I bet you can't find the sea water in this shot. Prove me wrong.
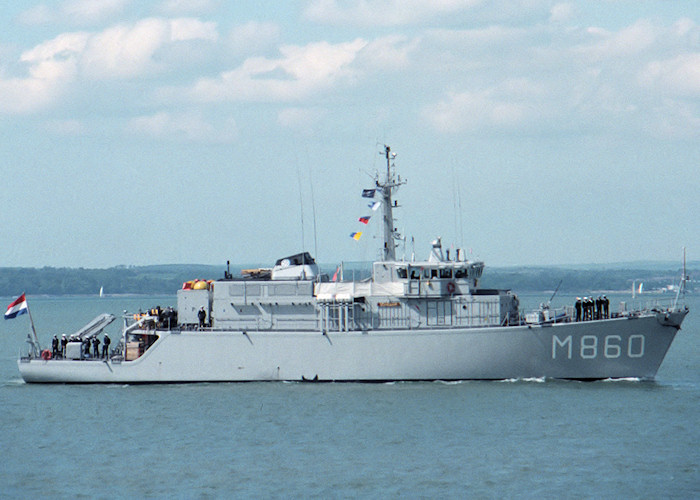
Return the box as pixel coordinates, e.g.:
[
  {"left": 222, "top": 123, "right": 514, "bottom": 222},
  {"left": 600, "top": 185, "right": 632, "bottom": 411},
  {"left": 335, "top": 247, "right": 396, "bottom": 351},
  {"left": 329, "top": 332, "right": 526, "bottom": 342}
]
[{"left": 1, "top": 293, "right": 698, "bottom": 498}]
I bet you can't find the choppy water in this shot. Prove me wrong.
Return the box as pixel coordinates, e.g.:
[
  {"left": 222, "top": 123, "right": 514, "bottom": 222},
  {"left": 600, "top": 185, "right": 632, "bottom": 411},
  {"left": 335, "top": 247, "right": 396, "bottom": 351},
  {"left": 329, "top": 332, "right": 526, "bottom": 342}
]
[{"left": 1, "top": 293, "right": 698, "bottom": 498}]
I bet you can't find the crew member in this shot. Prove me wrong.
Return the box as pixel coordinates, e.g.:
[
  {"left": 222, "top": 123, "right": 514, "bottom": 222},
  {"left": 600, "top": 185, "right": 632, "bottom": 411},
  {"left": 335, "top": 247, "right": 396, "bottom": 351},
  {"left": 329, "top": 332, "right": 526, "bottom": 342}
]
[
  {"left": 61, "top": 334, "right": 67, "bottom": 358},
  {"left": 198, "top": 307, "right": 206, "bottom": 328},
  {"left": 575, "top": 298, "right": 582, "bottom": 322},
  {"left": 52, "top": 335, "right": 59, "bottom": 357},
  {"left": 164, "top": 307, "right": 173, "bottom": 329},
  {"left": 92, "top": 335, "right": 100, "bottom": 358},
  {"left": 603, "top": 295, "right": 609, "bottom": 318},
  {"left": 102, "top": 334, "right": 111, "bottom": 359}
]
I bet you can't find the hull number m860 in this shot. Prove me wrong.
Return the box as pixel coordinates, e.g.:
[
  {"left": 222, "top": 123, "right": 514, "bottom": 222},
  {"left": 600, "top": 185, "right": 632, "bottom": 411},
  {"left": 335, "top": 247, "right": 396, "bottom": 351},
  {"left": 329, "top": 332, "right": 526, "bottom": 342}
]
[{"left": 552, "top": 335, "right": 645, "bottom": 360}]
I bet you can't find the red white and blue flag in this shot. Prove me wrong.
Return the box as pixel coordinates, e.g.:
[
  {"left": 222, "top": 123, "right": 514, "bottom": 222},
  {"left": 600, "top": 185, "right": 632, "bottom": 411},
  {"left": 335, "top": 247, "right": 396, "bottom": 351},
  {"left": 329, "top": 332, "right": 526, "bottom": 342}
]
[{"left": 5, "top": 293, "right": 28, "bottom": 320}]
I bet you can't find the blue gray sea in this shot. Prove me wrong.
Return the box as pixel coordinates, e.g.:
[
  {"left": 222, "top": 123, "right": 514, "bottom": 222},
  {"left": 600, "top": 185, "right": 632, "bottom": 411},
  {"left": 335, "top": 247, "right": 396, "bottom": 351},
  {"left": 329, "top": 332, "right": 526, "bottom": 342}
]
[{"left": 1, "top": 292, "right": 698, "bottom": 498}]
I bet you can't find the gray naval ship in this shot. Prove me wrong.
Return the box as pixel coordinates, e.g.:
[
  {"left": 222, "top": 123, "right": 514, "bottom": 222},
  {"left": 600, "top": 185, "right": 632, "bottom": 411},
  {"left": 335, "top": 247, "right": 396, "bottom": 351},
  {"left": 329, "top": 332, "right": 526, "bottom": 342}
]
[{"left": 19, "top": 146, "right": 689, "bottom": 383}]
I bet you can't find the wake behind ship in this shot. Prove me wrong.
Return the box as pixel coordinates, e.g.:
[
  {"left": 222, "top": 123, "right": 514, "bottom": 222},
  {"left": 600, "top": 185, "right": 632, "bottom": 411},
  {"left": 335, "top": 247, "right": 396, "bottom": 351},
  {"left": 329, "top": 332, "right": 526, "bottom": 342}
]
[{"left": 18, "top": 146, "right": 689, "bottom": 383}]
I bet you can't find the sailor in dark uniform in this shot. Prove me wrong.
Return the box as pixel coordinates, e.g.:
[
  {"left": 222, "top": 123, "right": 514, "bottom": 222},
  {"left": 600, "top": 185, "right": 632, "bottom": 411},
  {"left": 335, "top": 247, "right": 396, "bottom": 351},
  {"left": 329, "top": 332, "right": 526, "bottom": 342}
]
[
  {"left": 603, "top": 295, "right": 609, "bottom": 318},
  {"left": 52, "top": 335, "right": 59, "bottom": 357},
  {"left": 61, "top": 334, "right": 67, "bottom": 357},
  {"left": 102, "top": 334, "right": 111, "bottom": 359},
  {"left": 575, "top": 298, "right": 582, "bottom": 322},
  {"left": 585, "top": 297, "right": 592, "bottom": 320},
  {"left": 198, "top": 307, "right": 206, "bottom": 328},
  {"left": 164, "top": 307, "right": 173, "bottom": 329},
  {"left": 92, "top": 335, "right": 100, "bottom": 358}
]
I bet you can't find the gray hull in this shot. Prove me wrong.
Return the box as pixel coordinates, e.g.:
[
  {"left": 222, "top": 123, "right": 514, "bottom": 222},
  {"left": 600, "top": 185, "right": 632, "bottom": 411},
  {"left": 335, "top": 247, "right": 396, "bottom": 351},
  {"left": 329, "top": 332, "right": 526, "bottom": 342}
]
[{"left": 18, "top": 312, "right": 683, "bottom": 383}]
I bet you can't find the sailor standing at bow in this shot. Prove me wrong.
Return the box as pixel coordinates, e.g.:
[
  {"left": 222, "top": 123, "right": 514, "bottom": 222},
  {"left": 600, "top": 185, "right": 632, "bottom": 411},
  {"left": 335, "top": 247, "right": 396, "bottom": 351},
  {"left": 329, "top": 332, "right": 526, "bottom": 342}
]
[{"left": 575, "top": 298, "right": 582, "bottom": 322}]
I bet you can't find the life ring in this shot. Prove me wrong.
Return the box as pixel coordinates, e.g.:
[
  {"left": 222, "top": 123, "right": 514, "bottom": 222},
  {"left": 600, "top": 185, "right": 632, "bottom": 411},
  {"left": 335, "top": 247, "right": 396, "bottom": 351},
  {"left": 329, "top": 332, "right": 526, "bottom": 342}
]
[
  {"left": 41, "top": 349, "right": 52, "bottom": 360},
  {"left": 446, "top": 282, "right": 456, "bottom": 294}
]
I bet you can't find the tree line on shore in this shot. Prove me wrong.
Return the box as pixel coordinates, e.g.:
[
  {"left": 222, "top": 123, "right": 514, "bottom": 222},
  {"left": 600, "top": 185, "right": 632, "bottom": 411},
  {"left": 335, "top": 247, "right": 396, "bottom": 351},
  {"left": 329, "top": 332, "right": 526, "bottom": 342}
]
[{"left": 0, "top": 263, "right": 694, "bottom": 297}]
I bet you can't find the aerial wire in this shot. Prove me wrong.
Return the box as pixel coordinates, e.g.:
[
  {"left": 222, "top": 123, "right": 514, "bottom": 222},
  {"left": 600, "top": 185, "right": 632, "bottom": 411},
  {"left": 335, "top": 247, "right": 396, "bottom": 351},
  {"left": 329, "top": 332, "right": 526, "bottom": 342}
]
[{"left": 296, "top": 160, "right": 305, "bottom": 251}]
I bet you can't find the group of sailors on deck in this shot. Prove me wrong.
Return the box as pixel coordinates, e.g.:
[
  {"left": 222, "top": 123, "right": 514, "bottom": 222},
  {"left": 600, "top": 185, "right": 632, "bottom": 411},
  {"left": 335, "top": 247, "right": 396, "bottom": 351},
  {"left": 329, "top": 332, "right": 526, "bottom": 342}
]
[
  {"left": 135, "top": 306, "right": 177, "bottom": 330},
  {"left": 50, "top": 333, "right": 111, "bottom": 359},
  {"left": 575, "top": 296, "right": 609, "bottom": 321}
]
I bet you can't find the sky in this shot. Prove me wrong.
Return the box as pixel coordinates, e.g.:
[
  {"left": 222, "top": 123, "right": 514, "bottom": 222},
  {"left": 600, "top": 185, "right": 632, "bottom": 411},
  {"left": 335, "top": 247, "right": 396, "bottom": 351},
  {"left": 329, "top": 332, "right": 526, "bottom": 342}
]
[{"left": 0, "top": 0, "right": 698, "bottom": 269}]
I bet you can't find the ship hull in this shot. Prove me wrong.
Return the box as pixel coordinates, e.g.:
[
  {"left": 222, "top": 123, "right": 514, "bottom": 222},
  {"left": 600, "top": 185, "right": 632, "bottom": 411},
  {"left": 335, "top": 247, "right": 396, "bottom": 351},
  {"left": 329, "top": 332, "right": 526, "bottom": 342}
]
[{"left": 18, "top": 312, "right": 685, "bottom": 383}]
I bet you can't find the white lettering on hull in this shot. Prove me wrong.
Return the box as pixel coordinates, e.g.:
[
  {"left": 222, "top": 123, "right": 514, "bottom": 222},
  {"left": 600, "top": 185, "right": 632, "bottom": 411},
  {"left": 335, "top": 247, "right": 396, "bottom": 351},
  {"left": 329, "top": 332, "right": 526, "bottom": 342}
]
[{"left": 552, "top": 334, "right": 645, "bottom": 360}]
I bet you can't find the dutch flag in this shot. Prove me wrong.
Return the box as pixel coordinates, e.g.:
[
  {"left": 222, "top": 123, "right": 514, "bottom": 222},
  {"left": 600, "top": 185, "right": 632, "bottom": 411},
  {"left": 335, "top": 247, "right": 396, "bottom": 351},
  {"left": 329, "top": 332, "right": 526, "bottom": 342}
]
[{"left": 5, "top": 293, "right": 28, "bottom": 320}]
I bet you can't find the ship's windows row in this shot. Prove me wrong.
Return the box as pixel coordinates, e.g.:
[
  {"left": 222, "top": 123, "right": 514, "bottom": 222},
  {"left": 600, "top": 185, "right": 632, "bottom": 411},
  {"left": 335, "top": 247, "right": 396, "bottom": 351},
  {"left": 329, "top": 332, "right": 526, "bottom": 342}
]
[{"left": 395, "top": 266, "right": 470, "bottom": 280}]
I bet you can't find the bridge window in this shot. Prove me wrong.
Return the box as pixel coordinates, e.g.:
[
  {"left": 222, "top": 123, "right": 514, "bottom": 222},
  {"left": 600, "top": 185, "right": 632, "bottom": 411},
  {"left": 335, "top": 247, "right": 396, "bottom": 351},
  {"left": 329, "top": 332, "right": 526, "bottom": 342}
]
[
  {"left": 396, "top": 267, "right": 407, "bottom": 279},
  {"left": 454, "top": 268, "right": 467, "bottom": 279},
  {"left": 439, "top": 268, "right": 453, "bottom": 279}
]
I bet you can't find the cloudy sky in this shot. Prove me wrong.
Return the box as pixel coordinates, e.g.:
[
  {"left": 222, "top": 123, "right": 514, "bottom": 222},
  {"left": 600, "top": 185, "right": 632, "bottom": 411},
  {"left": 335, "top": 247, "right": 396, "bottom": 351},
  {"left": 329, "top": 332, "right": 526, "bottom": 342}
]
[{"left": 1, "top": 0, "right": 698, "bottom": 269}]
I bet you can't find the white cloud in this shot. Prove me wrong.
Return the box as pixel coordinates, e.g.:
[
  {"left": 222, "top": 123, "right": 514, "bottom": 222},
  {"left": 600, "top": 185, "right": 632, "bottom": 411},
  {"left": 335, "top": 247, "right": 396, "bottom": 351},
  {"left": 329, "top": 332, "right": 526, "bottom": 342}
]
[
  {"left": 304, "top": 0, "right": 482, "bottom": 26},
  {"left": 62, "top": 0, "right": 131, "bottom": 25},
  {"left": 128, "top": 110, "right": 237, "bottom": 142},
  {"left": 170, "top": 18, "right": 218, "bottom": 42},
  {"left": 190, "top": 39, "right": 367, "bottom": 102},
  {"left": 0, "top": 32, "right": 88, "bottom": 114},
  {"left": 0, "top": 77, "right": 59, "bottom": 114},
  {"left": 423, "top": 88, "right": 533, "bottom": 133},
  {"left": 228, "top": 21, "right": 280, "bottom": 56},
  {"left": 80, "top": 18, "right": 216, "bottom": 79},
  {"left": 354, "top": 35, "right": 418, "bottom": 71},
  {"left": 19, "top": 0, "right": 131, "bottom": 26},
  {"left": 4, "top": 6, "right": 699, "bottom": 141},
  {"left": 0, "top": 17, "right": 219, "bottom": 113},
  {"left": 157, "top": 0, "right": 217, "bottom": 15},
  {"left": 579, "top": 19, "right": 658, "bottom": 61},
  {"left": 416, "top": 17, "right": 700, "bottom": 138},
  {"left": 549, "top": 3, "right": 574, "bottom": 24},
  {"left": 642, "top": 53, "right": 700, "bottom": 96},
  {"left": 20, "top": 32, "right": 90, "bottom": 72},
  {"left": 81, "top": 19, "right": 170, "bottom": 79}
]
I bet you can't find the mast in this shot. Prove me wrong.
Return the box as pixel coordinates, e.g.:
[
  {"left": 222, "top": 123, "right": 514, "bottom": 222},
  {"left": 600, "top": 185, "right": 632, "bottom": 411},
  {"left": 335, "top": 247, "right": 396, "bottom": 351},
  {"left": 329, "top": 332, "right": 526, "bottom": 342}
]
[
  {"left": 378, "top": 145, "right": 405, "bottom": 261},
  {"left": 25, "top": 301, "right": 41, "bottom": 356},
  {"left": 672, "top": 247, "right": 687, "bottom": 310}
]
